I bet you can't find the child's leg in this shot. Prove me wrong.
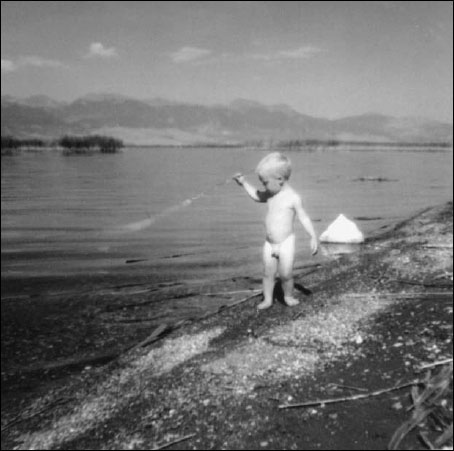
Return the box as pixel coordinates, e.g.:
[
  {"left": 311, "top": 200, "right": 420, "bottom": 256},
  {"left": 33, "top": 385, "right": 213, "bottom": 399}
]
[
  {"left": 278, "top": 234, "right": 299, "bottom": 306},
  {"left": 258, "top": 241, "right": 277, "bottom": 309}
]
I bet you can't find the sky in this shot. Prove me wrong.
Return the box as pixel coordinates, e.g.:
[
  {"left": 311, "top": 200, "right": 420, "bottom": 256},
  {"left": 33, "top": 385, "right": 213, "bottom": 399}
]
[{"left": 1, "top": 1, "right": 453, "bottom": 122}]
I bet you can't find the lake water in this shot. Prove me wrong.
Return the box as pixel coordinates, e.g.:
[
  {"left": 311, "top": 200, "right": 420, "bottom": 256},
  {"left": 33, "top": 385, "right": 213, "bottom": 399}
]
[{"left": 1, "top": 146, "right": 452, "bottom": 290}]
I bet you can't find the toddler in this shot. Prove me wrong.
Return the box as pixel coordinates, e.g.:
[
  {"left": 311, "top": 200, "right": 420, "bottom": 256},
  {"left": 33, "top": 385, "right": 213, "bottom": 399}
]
[{"left": 233, "top": 152, "right": 318, "bottom": 309}]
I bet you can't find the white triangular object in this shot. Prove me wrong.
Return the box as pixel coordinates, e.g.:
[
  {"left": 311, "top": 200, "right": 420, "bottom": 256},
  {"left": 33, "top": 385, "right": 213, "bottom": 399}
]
[{"left": 319, "top": 214, "right": 365, "bottom": 244}]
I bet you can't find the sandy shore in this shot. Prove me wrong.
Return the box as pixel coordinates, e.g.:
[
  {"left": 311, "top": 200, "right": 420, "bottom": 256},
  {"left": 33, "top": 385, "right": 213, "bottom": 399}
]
[{"left": 1, "top": 201, "right": 452, "bottom": 450}]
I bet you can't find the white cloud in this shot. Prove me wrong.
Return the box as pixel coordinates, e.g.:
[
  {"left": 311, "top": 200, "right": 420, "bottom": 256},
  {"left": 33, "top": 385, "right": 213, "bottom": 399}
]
[
  {"left": 86, "top": 42, "right": 118, "bottom": 59},
  {"left": 167, "top": 45, "right": 322, "bottom": 66},
  {"left": 18, "top": 56, "right": 66, "bottom": 68},
  {"left": 277, "top": 46, "right": 323, "bottom": 59},
  {"left": 252, "top": 45, "right": 323, "bottom": 61},
  {"left": 2, "top": 56, "right": 65, "bottom": 73},
  {"left": 1, "top": 59, "right": 16, "bottom": 73},
  {"left": 170, "top": 46, "right": 212, "bottom": 63}
]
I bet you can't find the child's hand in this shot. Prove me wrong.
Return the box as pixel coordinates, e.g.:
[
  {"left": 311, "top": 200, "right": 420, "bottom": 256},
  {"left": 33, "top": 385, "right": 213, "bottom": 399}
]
[
  {"left": 310, "top": 236, "right": 318, "bottom": 255},
  {"left": 233, "top": 173, "right": 245, "bottom": 186}
]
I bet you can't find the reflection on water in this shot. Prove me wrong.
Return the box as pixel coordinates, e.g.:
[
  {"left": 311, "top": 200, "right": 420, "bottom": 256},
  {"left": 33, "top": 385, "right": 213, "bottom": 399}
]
[
  {"left": 320, "top": 243, "right": 363, "bottom": 257},
  {"left": 1, "top": 147, "right": 452, "bottom": 284}
]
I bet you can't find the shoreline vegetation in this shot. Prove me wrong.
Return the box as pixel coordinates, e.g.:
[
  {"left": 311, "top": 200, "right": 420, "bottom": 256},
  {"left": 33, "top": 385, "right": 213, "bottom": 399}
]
[
  {"left": 1, "top": 135, "right": 124, "bottom": 155},
  {"left": 1, "top": 134, "right": 452, "bottom": 155}
]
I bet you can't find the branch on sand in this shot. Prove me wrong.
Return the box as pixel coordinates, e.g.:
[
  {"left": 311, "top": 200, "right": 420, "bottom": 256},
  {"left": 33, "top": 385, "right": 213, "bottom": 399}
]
[
  {"left": 5, "top": 351, "right": 121, "bottom": 379},
  {"left": 278, "top": 379, "right": 421, "bottom": 409},
  {"left": 127, "top": 323, "right": 172, "bottom": 353},
  {"left": 393, "top": 278, "right": 453, "bottom": 288},
  {"left": 1, "top": 397, "right": 73, "bottom": 432},
  {"left": 203, "top": 289, "right": 261, "bottom": 297},
  {"left": 422, "top": 244, "right": 453, "bottom": 249},
  {"left": 345, "top": 292, "right": 452, "bottom": 301},
  {"left": 151, "top": 433, "right": 195, "bottom": 450},
  {"left": 105, "top": 292, "right": 197, "bottom": 312},
  {"left": 417, "top": 359, "right": 453, "bottom": 372}
]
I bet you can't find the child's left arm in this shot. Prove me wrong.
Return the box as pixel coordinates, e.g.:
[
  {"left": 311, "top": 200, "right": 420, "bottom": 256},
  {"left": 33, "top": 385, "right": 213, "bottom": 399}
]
[{"left": 294, "top": 195, "right": 318, "bottom": 255}]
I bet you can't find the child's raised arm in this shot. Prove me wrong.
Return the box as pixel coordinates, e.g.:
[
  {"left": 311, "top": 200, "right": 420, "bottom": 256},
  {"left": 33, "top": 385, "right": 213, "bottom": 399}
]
[{"left": 233, "top": 173, "right": 267, "bottom": 203}]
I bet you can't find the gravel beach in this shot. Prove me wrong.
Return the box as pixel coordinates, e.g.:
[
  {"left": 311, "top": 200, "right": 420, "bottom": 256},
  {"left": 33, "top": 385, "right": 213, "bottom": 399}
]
[{"left": 2, "top": 201, "right": 452, "bottom": 450}]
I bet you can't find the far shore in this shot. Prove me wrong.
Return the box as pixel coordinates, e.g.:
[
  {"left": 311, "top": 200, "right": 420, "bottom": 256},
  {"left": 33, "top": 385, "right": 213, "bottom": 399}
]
[{"left": 1, "top": 140, "right": 453, "bottom": 156}]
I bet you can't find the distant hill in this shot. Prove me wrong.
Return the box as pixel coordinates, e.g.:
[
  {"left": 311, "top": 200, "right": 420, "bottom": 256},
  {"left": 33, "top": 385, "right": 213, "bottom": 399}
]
[
  {"left": 2, "top": 95, "right": 66, "bottom": 109},
  {"left": 1, "top": 94, "right": 452, "bottom": 145}
]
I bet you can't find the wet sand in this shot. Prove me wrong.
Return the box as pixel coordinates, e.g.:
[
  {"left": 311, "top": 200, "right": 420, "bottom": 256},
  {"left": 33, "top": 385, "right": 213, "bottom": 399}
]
[{"left": 1, "top": 201, "right": 452, "bottom": 450}]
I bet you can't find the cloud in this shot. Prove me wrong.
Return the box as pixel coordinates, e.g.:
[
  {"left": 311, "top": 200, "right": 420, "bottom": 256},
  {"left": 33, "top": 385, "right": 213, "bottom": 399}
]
[
  {"left": 252, "top": 45, "right": 323, "bottom": 62},
  {"left": 170, "top": 46, "right": 212, "bottom": 63},
  {"left": 18, "top": 56, "right": 66, "bottom": 68},
  {"left": 86, "top": 42, "right": 118, "bottom": 59},
  {"left": 167, "top": 45, "right": 322, "bottom": 66},
  {"left": 1, "top": 59, "right": 16, "bottom": 73},
  {"left": 277, "top": 46, "right": 323, "bottom": 59},
  {"left": 2, "top": 56, "right": 65, "bottom": 73}
]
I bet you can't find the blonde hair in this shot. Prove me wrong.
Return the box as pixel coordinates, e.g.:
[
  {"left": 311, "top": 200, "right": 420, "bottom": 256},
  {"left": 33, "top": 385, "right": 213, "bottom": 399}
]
[{"left": 256, "top": 152, "right": 292, "bottom": 180}]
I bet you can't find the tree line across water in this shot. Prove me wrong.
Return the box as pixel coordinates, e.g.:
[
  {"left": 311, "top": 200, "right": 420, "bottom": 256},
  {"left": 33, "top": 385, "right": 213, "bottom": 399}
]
[
  {"left": 1, "top": 135, "right": 124, "bottom": 153},
  {"left": 2, "top": 135, "right": 451, "bottom": 153}
]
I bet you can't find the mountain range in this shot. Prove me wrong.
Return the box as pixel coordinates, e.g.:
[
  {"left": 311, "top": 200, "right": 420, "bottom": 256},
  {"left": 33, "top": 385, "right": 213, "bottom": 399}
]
[{"left": 1, "top": 94, "right": 452, "bottom": 146}]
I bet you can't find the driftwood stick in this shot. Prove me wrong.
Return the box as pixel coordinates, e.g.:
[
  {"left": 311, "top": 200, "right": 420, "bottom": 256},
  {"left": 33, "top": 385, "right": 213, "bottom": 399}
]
[
  {"left": 213, "top": 292, "right": 262, "bottom": 311},
  {"left": 7, "top": 351, "right": 121, "bottom": 378},
  {"left": 1, "top": 397, "right": 72, "bottom": 432},
  {"left": 418, "top": 431, "right": 435, "bottom": 450},
  {"left": 278, "top": 379, "right": 420, "bottom": 409},
  {"left": 423, "top": 244, "right": 453, "bottom": 249},
  {"left": 329, "top": 383, "right": 368, "bottom": 392},
  {"left": 152, "top": 433, "right": 195, "bottom": 450},
  {"left": 417, "top": 358, "right": 453, "bottom": 371},
  {"left": 203, "top": 289, "right": 261, "bottom": 297},
  {"left": 128, "top": 323, "right": 171, "bottom": 353},
  {"left": 345, "top": 292, "right": 452, "bottom": 300},
  {"left": 110, "top": 316, "right": 158, "bottom": 323},
  {"left": 294, "top": 262, "right": 323, "bottom": 271},
  {"left": 388, "top": 403, "right": 433, "bottom": 450},
  {"left": 295, "top": 267, "right": 322, "bottom": 278},
  {"left": 393, "top": 278, "right": 453, "bottom": 288},
  {"left": 194, "top": 292, "right": 262, "bottom": 324},
  {"left": 106, "top": 300, "right": 158, "bottom": 312},
  {"left": 434, "top": 423, "right": 453, "bottom": 448},
  {"left": 106, "top": 292, "right": 198, "bottom": 312}
]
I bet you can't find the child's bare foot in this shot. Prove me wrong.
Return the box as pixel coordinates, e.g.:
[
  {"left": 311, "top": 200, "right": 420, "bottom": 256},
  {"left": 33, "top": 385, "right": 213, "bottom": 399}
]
[
  {"left": 284, "top": 297, "right": 300, "bottom": 307},
  {"left": 257, "top": 300, "right": 273, "bottom": 310}
]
